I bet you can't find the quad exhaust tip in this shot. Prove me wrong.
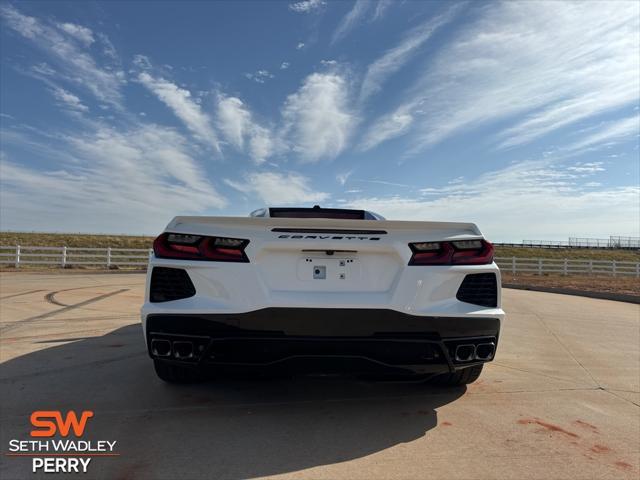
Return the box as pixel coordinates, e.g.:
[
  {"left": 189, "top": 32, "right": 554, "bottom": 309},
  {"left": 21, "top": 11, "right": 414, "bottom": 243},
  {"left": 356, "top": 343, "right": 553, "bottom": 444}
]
[
  {"left": 455, "top": 344, "right": 475, "bottom": 362},
  {"left": 454, "top": 342, "right": 496, "bottom": 362},
  {"left": 475, "top": 342, "right": 495, "bottom": 361},
  {"left": 151, "top": 339, "right": 171, "bottom": 357},
  {"left": 173, "top": 341, "right": 194, "bottom": 359}
]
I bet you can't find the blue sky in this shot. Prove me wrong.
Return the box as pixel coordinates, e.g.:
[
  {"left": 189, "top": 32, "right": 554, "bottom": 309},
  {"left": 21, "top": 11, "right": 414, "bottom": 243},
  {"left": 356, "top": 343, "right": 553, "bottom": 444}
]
[{"left": 0, "top": 0, "right": 638, "bottom": 241}]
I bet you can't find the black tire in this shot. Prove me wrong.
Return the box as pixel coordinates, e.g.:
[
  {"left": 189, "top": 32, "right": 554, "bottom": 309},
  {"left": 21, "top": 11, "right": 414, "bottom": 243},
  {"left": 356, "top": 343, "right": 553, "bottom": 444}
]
[
  {"left": 432, "top": 364, "right": 483, "bottom": 386},
  {"left": 153, "top": 360, "right": 203, "bottom": 384}
]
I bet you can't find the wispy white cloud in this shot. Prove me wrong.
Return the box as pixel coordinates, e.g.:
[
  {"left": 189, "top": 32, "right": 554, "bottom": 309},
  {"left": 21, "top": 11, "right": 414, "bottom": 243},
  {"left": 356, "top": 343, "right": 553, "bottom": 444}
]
[
  {"left": 331, "top": 0, "right": 394, "bottom": 45},
  {"left": 289, "top": 0, "right": 325, "bottom": 14},
  {"left": 1, "top": 124, "right": 226, "bottom": 233},
  {"left": 0, "top": 4, "right": 41, "bottom": 38},
  {"left": 280, "top": 62, "right": 290, "bottom": 70},
  {"left": 58, "top": 22, "right": 94, "bottom": 46},
  {"left": 359, "top": 105, "right": 413, "bottom": 151},
  {"left": 359, "top": 5, "right": 462, "bottom": 102},
  {"left": 332, "top": 0, "right": 371, "bottom": 44},
  {"left": 96, "top": 32, "right": 118, "bottom": 62},
  {"left": 372, "top": 0, "right": 393, "bottom": 21},
  {"left": 343, "top": 160, "right": 639, "bottom": 240},
  {"left": 281, "top": 72, "right": 356, "bottom": 162},
  {"left": 137, "top": 71, "right": 219, "bottom": 151},
  {"left": 31, "top": 62, "right": 56, "bottom": 76},
  {"left": 50, "top": 86, "right": 89, "bottom": 113},
  {"left": 567, "top": 162, "right": 605, "bottom": 174},
  {"left": 244, "top": 69, "right": 275, "bottom": 83},
  {"left": 354, "top": 178, "right": 410, "bottom": 188},
  {"left": 563, "top": 115, "right": 639, "bottom": 154},
  {"left": 216, "top": 94, "right": 275, "bottom": 164},
  {"left": 224, "top": 171, "right": 329, "bottom": 205},
  {"left": 363, "top": 1, "right": 639, "bottom": 154},
  {"left": 1, "top": 4, "right": 125, "bottom": 108},
  {"left": 132, "top": 54, "right": 152, "bottom": 70},
  {"left": 336, "top": 170, "right": 353, "bottom": 185},
  {"left": 296, "top": 42, "right": 305, "bottom": 50}
]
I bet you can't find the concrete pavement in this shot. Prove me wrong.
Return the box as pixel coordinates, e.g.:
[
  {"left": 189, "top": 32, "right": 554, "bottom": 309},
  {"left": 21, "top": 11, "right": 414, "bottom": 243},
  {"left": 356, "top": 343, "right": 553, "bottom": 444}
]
[{"left": 0, "top": 272, "right": 638, "bottom": 479}]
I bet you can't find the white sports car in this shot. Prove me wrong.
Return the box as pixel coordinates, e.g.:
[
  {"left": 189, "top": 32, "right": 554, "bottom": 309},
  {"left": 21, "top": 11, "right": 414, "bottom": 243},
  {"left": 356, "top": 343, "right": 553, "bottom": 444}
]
[{"left": 141, "top": 206, "right": 504, "bottom": 385}]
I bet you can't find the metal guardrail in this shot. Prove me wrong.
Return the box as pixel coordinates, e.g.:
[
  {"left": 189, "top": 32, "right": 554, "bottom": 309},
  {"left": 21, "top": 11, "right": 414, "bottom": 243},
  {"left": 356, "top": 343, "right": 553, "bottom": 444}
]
[
  {"left": 0, "top": 246, "right": 638, "bottom": 277},
  {"left": 495, "top": 237, "right": 640, "bottom": 249}
]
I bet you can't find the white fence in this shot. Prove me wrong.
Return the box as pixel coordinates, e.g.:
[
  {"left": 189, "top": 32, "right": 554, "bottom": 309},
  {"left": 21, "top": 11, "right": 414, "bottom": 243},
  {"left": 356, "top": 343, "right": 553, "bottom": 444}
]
[
  {"left": 0, "top": 246, "right": 151, "bottom": 268},
  {"left": 0, "top": 246, "right": 638, "bottom": 277},
  {"left": 494, "top": 256, "right": 639, "bottom": 277}
]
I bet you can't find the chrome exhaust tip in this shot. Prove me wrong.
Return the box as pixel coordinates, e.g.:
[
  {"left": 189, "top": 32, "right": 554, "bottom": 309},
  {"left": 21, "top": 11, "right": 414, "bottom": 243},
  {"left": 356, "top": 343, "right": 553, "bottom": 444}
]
[
  {"left": 475, "top": 342, "right": 495, "bottom": 361},
  {"left": 151, "top": 339, "right": 171, "bottom": 357},
  {"left": 173, "top": 341, "right": 194, "bottom": 359},
  {"left": 455, "top": 344, "right": 476, "bottom": 362}
]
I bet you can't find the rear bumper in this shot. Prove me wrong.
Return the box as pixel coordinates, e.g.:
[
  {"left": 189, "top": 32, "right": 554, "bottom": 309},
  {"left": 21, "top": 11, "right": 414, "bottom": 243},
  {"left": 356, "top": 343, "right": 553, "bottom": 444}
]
[{"left": 145, "top": 308, "right": 501, "bottom": 375}]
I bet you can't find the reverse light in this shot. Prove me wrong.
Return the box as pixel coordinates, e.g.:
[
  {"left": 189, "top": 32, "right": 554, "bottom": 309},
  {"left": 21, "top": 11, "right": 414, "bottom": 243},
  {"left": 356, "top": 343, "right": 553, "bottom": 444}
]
[
  {"left": 409, "top": 239, "right": 494, "bottom": 266},
  {"left": 153, "top": 233, "right": 249, "bottom": 262}
]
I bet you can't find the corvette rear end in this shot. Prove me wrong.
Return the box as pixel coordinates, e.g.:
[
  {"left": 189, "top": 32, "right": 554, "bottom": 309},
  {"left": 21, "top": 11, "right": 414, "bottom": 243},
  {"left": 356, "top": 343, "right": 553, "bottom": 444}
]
[{"left": 141, "top": 207, "right": 504, "bottom": 385}]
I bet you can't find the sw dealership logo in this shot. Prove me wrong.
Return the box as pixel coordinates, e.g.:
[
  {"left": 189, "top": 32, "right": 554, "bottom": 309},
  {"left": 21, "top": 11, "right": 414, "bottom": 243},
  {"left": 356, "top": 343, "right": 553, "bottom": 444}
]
[{"left": 6, "top": 411, "right": 119, "bottom": 473}]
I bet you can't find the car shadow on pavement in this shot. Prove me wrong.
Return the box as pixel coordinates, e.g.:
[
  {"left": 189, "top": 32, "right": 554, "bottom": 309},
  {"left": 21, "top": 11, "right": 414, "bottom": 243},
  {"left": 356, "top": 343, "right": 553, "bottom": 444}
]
[{"left": 1, "top": 324, "right": 465, "bottom": 480}]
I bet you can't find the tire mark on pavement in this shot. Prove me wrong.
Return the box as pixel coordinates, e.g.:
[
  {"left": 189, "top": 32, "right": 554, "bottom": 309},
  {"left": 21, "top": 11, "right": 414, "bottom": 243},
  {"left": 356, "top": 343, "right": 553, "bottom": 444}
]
[
  {"left": 45, "top": 291, "right": 68, "bottom": 306},
  {"left": 0, "top": 289, "right": 129, "bottom": 335},
  {"left": 44, "top": 284, "right": 141, "bottom": 307},
  {"left": 0, "top": 289, "right": 45, "bottom": 301}
]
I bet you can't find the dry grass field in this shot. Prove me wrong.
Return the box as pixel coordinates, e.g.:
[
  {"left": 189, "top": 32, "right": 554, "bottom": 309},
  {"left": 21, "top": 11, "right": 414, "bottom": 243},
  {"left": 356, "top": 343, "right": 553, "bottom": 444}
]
[{"left": 0, "top": 231, "right": 154, "bottom": 249}]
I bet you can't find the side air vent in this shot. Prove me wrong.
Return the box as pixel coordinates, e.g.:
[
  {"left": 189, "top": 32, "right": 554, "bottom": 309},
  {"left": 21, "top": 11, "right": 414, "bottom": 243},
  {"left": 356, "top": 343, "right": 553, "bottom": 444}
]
[
  {"left": 456, "top": 273, "right": 497, "bottom": 308},
  {"left": 150, "top": 267, "right": 196, "bottom": 303}
]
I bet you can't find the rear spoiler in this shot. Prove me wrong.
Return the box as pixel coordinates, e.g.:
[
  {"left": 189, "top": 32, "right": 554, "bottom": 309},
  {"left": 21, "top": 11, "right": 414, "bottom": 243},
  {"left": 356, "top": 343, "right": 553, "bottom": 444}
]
[{"left": 167, "top": 216, "right": 483, "bottom": 238}]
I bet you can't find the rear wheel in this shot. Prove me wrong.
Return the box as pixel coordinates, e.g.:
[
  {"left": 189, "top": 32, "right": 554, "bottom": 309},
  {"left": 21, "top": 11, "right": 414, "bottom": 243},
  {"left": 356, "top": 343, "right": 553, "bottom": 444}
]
[
  {"left": 432, "top": 364, "right": 483, "bottom": 386},
  {"left": 153, "top": 360, "right": 203, "bottom": 383}
]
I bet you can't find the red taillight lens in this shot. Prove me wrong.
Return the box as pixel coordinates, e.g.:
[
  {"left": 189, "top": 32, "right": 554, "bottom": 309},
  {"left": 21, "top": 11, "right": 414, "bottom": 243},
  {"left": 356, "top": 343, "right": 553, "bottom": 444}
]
[
  {"left": 409, "top": 240, "right": 494, "bottom": 265},
  {"left": 153, "top": 233, "right": 249, "bottom": 262},
  {"left": 451, "top": 240, "right": 494, "bottom": 265},
  {"left": 408, "top": 242, "right": 454, "bottom": 265}
]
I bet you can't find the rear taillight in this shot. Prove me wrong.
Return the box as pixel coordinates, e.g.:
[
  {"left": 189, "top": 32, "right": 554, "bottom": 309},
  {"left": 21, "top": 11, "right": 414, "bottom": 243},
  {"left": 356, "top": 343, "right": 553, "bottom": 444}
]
[
  {"left": 409, "top": 239, "right": 494, "bottom": 266},
  {"left": 153, "top": 233, "right": 249, "bottom": 262}
]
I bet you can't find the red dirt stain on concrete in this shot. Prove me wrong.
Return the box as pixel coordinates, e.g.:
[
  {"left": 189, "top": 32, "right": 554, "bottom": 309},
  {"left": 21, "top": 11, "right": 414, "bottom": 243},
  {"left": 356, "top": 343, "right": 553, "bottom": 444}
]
[
  {"left": 517, "top": 418, "right": 579, "bottom": 438},
  {"left": 441, "top": 421, "right": 452, "bottom": 426},
  {"left": 614, "top": 461, "right": 632, "bottom": 470},
  {"left": 573, "top": 420, "right": 599, "bottom": 432},
  {"left": 590, "top": 444, "right": 611, "bottom": 454}
]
